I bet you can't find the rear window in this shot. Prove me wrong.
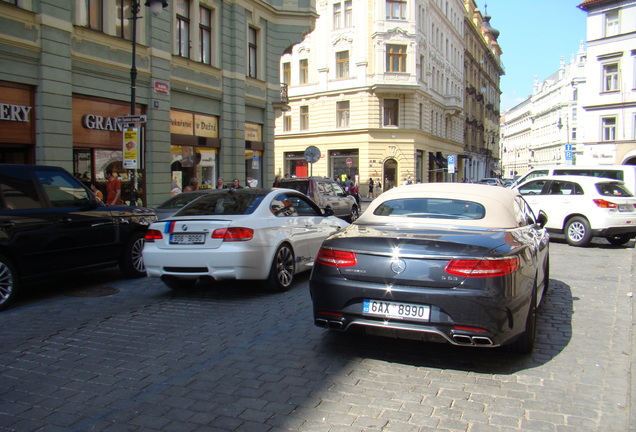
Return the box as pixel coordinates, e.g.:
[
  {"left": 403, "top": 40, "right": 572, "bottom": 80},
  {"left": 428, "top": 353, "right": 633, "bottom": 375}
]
[
  {"left": 554, "top": 168, "right": 623, "bottom": 181},
  {"left": 596, "top": 182, "right": 633, "bottom": 197},
  {"left": 175, "top": 192, "right": 265, "bottom": 216},
  {"left": 279, "top": 180, "right": 309, "bottom": 195},
  {"left": 373, "top": 198, "right": 485, "bottom": 220},
  {"left": 157, "top": 192, "right": 206, "bottom": 210}
]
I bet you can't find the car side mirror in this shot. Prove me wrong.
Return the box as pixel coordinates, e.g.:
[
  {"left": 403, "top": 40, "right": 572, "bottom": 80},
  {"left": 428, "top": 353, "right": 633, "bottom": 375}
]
[
  {"left": 536, "top": 210, "right": 548, "bottom": 227},
  {"left": 323, "top": 207, "right": 335, "bottom": 217}
]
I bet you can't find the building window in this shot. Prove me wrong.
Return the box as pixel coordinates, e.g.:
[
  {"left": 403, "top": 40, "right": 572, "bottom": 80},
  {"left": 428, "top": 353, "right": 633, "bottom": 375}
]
[
  {"left": 344, "top": 1, "right": 353, "bottom": 27},
  {"left": 79, "top": 0, "right": 103, "bottom": 31},
  {"left": 300, "top": 106, "right": 309, "bottom": 130},
  {"left": 282, "top": 62, "right": 291, "bottom": 85},
  {"left": 602, "top": 117, "right": 616, "bottom": 141},
  {"left": 384, "top": 99, "right": 399, "bottom": 126},
  {"left": 386, "top": 45, "right": 407, "bottom": 72},
  {"left": 336, "top": 51, "right": 349, "bottom": 78},
  {"left": 117, "top": 0, "right": 133, "bottom": 40},
  {"left": 199, "top": 6, "right": 212, "bottom": 64},
  {"left": 333, "top": 2, "right": 341, "bottom": 29},
  {"left": 299, "top": 59, "right": 308, "bottom": 84},
  {"left": 248, "top": 27, "right": 258, "bottom": 78},
  {"left": 571, "top": 127, "right": 577, "bottom": 141},
  {"left": 176, "top": 0, "right": 190, "bottom": 57},
  {"left": 419, "top": 103, "right": 423, "bottom": 129},
  {"left": 602, "top": 63, "right": 619, "bottom": 92},
  {"left": 386, "top": 0, "right": 406, "bottom": 20},
  {"left": 337, "top": 101, "right": 350, "bottom": 128},
  {"left": 605, "top": 10, "right": 619, "bottom": 37},
  {"left": 419, "top": 54, "right": 425, "bottom": 82},
  {"left": 283, "top": 114, "right": 292, "bottom": 132},
  {"left": 572, "top": 108, "right": 577, "bottom": 122}
]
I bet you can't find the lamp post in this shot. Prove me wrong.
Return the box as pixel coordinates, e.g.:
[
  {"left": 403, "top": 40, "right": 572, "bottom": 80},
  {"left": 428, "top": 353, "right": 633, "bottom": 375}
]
[
  {"left": 128, "top": 0, "right": 168, "bottom": 204},
  {"left": 557, "top": 114, "right": 571, "bottom": 165}
]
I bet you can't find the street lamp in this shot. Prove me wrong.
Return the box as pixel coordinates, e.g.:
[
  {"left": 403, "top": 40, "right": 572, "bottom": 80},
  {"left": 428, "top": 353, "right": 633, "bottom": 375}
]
[{"left": 128, "top": 0, "right": 168, "bottom": 204}]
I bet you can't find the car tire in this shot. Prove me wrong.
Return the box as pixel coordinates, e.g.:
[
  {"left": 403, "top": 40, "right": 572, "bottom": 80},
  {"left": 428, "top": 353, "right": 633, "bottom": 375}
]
[
  {"left": 119, "top": 231, "right": 147, "bottom": 278},
  {"left": 506, "top": 285, "right": 537, "bottom": 354},
  {"left": 0, "top": 254, "right": 18, "bottom": 311},
  {"left": 564, "top": 216, "right": 592, "bottom": 247},
  {"left": 161, "top": 276, "right": 197, "bottom": 291},
  {"left": 606, "top": 234, "right": 631, "bottom": 246},
  {"left": 347, "top": 205, "right": 359, "bottom": 223},
  {"left": 265, "top": 243, "right": 295, "bottom": 292}
]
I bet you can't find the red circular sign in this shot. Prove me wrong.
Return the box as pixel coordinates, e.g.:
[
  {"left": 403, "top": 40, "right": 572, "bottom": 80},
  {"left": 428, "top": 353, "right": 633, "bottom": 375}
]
[{"left": 346, "top": 158, "right": 353, "bottom": 167}]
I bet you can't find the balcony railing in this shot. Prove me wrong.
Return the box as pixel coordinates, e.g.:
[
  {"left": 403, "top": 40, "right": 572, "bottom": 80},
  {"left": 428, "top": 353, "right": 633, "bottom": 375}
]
[{"left": 280, "top": 83, "right": 289, "bottom": 104}]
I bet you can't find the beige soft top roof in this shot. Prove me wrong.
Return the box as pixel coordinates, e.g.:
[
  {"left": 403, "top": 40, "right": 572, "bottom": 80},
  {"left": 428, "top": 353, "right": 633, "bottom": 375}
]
[{"left": 358, "top": 183, "right": 521, "bottom": 228}]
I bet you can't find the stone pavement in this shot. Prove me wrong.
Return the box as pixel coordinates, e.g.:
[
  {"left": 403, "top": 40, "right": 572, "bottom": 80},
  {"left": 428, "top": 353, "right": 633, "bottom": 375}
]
[{"left": 0, "top": 240, "right": 633, "bottom": 431}]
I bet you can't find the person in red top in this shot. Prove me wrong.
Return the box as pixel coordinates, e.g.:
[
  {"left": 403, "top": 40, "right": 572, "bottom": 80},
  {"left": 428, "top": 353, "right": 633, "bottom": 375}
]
[{"left": 105, "top": 169, "right": 122, "bottom": 206}]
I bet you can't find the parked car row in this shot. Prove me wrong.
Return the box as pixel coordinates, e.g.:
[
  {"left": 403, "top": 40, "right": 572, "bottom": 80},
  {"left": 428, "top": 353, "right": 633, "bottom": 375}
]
[{"left": 2, "top": 164, "right": 633, "bottom": 356}]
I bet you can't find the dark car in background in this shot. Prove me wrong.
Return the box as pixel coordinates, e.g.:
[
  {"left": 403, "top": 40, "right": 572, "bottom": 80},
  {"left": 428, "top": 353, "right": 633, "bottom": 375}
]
[
  {"left": 0, "top": 165, "right": 157, "bottom": 310},
  {"left": 310, "top": 183, "right": 550, "bottom": 353},
  {"left": 278, "top": 177, "right": 359, "bottom": 222}
]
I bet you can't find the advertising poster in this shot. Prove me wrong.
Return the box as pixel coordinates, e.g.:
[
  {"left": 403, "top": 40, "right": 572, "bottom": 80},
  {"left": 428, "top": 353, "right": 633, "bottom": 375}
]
[{"left": 123, "top": 127, "right": 139, "bottom": 169}]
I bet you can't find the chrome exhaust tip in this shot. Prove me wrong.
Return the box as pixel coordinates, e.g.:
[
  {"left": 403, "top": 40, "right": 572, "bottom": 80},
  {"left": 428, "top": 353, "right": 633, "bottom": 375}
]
[{"left": 452, "top": 334, "right": 494, "bottom": 346}]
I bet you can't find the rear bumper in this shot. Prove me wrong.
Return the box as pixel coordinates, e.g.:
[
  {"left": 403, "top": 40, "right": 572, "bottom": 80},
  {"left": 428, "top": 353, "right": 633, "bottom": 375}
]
[
  {"left": 591, "top": 226, "right": 636, "bottom": 238},
  {"left": 310, "top": 274, "right": 533, "bottom": 348}
]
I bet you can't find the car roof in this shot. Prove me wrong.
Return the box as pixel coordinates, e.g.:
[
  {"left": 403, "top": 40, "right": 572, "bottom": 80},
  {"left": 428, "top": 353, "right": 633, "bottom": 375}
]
[
  {"left": 517, "top": 174, "right": 626, "bottom": 186},
  {"left": 360, "top": 183, "right": 522, "bottom": 228}
]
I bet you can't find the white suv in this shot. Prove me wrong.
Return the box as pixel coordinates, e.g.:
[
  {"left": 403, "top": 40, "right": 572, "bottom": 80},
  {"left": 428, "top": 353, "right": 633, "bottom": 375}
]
[{"left": 516, "top": 175, "right": 636, "bottom": 247}]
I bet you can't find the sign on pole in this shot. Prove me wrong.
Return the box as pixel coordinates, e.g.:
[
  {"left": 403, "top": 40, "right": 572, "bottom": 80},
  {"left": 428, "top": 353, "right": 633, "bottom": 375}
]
[
  {"left": 116, "top": 115, "right": 147, "bottom": 125},
  {"left": 123, "top": 127, "right": 140, "bottom": 169},
  {"left": 447, "top": 155, "right": 456, "bottom": 173}
]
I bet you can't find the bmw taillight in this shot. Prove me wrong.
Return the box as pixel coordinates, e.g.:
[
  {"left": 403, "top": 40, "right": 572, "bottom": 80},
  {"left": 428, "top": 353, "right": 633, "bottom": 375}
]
[
  {"left": 144, "top": 229, "right": 163, "bottom": 242},
  {"left": 316, "top": 247, "right": 357, "bottom": 267},
  {"left": 445, "top": 257, "right": 520, "bottom": 277},
  {"left": 211, "top": 227, "right": 254, "bottom": 242},
  {"left": 593, "top": 199, "right": 618, "bottom": 209}
]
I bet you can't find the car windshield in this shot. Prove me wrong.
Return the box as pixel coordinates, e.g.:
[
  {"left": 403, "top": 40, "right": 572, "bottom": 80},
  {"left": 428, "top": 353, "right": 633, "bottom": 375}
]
[
  {"left": 596, "top": 182, "right": 633, "bottom": 197},
  {"left": 174, "top": 191, "right": 266, "bottom": 216},
  {"left": 279, "top": 180, "right": 309, "bottom": 195},
  {"left": 372, "top": 198, "right": 486, "bottom": 220},
  {"left": 156, "top": 192, "right": 206, "bottom": 210}
]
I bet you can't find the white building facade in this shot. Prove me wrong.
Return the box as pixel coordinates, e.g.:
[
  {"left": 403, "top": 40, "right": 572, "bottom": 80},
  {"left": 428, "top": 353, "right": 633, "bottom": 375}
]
[
  {"left": 500, "top": 0, "right": 636, "bottom": 178},
  {"left": 577, "top": 0, "right": 636, "bottom": 166},
  {"left": 274, "top": 0, "right": 503, "bottom": 193}
]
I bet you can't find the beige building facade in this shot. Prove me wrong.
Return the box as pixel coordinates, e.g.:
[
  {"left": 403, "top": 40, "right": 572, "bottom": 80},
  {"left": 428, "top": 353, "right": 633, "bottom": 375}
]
[{"left": 274, "top": 0, "right": 503, "bottom": 194}]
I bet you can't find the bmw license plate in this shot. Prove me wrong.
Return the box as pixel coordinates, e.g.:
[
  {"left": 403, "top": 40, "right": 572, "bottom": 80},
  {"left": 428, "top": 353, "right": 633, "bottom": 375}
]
[
  {"left": 170, "top": 233, "right": 205, "bottom": 244},
  {"left": 363, "top": 299, "right": 430, "bottom": 322}
]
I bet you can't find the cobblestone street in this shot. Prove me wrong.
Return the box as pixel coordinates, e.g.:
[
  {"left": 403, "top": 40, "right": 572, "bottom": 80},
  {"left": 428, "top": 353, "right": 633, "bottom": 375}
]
[{"left": 0, "top": 239, "right": 634, "bottom": 431}]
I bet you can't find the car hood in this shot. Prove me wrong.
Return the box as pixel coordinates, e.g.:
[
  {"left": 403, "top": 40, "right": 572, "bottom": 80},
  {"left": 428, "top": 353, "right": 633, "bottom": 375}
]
[{"left": 321, "top": 222, "right": 514, "bottom": 288}]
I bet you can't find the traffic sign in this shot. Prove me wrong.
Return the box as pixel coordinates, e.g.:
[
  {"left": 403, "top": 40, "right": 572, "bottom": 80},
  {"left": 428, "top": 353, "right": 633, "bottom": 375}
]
[{"left": 116, "top": 115, "right": 147, "bottom": 124}]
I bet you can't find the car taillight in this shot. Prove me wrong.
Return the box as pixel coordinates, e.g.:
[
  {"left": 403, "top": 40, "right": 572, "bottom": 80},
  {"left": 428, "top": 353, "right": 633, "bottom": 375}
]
[
  {"left": 316, "top": 247, "right": 357, "bottom": 267},
  {"left": 593, "top": 199, "right": 618, "bottom": 208},
  {"left": 211, "top": 227, "right": 254, "bottom": 242},
  {"left": 445, "top": 257, "right": 520, "bottom": 277},
  {"left": 144, "top": 229, "right": 163, "bottom": 242}
]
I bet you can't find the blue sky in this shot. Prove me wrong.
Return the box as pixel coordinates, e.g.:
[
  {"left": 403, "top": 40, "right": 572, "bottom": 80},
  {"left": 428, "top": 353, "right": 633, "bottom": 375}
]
[{"left": 483, "top": 0, "right": 588, "bottom": 111}]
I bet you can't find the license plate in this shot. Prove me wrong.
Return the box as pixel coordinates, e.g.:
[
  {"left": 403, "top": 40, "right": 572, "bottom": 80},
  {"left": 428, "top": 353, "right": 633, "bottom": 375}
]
[
  {"left": 363, "top": 299, "right": 430, "bottom": 322},
  {"left": 170, "top": 233, "right": 205, "bottom": 244},
  {"left": 618, "top": 204, "right": 633, "bottom": 212}
]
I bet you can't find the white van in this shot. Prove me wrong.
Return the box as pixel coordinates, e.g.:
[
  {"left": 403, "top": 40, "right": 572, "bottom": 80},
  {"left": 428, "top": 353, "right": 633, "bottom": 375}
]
[{"left": 510, "top": 165, "right": 636, "bottom": 194}]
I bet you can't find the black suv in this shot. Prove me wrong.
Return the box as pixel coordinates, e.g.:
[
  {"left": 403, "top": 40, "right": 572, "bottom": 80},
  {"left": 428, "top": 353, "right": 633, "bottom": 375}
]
[
  {"left": 0, "top": 165, "right": 157, "bottom": 310},
  {"left": 278, "top": 177, "right": 359, "bottom": 222}
]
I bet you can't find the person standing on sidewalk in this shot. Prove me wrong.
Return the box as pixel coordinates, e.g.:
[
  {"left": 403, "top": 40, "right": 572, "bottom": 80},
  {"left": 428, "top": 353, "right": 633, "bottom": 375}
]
[
  {"left": 368, "top": 178, "right": 374, "bottom": 198},
  {"left": 105, "top": 169, "right": 121, "bottom": 206}
]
